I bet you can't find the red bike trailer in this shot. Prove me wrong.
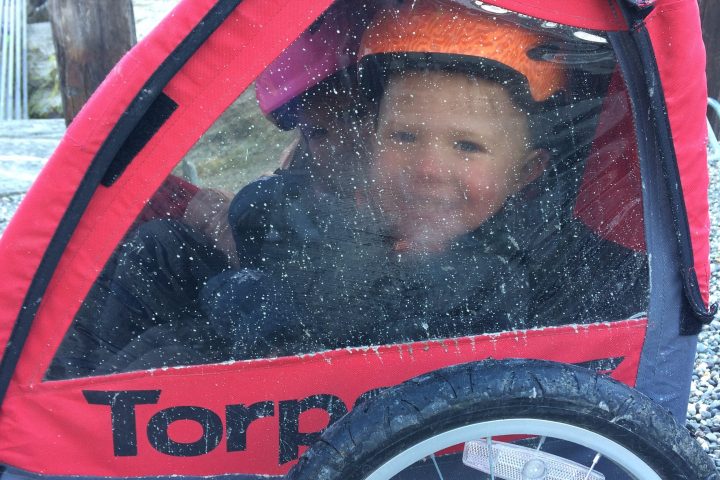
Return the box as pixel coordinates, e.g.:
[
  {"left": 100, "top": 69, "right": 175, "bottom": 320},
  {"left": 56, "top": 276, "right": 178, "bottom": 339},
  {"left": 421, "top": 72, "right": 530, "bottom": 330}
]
[{"left": 0, "top": 0, "right": 716, "bottom": 478}]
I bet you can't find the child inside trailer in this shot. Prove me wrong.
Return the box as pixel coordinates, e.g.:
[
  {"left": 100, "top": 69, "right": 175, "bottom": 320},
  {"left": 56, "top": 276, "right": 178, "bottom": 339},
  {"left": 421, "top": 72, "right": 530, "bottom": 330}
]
[
  {"left": 47, "top": 0, "right": 649, "bottom": 379},
  {"left": 46, "top": 2, "right": 378, "bottom": 379},
  {"left": 237, "top": 0, "right": 650, "bottom": 350}
]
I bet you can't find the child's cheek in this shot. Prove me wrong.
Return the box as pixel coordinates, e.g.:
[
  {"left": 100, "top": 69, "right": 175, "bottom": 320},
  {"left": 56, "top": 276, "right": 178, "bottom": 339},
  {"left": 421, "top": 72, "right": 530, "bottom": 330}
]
[{"left": 461, "top": 177, "right": 507, "bottom": 225}]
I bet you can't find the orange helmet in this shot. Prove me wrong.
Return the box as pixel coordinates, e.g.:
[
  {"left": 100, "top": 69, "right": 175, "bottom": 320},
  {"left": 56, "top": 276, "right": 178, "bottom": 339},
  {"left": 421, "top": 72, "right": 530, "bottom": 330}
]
[{"left": 358, "top": 0, "right": 566, "bottom": 103}]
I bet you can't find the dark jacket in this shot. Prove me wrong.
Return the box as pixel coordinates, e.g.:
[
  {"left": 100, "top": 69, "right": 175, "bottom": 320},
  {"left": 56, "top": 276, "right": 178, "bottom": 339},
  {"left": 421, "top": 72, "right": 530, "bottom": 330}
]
[{"left": 202, "top": 167, "right": 649, "bottom": 359}]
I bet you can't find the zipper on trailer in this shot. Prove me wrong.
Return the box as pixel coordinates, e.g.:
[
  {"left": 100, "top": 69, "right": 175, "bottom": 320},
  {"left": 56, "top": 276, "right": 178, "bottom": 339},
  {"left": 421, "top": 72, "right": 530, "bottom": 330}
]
[{"left": 609, "top": 13, "right": 717, "bottom": 334}]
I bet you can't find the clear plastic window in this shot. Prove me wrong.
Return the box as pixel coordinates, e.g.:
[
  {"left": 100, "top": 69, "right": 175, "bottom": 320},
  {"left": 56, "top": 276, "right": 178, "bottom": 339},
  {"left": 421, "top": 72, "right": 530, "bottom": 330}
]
[{"left": 47, "top": 0, "right": 648, "bottom": 380}]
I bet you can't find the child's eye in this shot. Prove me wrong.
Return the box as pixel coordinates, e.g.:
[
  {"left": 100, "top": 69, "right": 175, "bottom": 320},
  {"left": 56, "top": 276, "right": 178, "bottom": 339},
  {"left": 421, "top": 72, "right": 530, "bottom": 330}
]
[
  {"left": 389, "top": 131, "right": 417, "bottom": 144},
  {"left": 305, "top": 127, "right": 329, "bottom": 140},
  {"left": 454, "top": 140, "right": 486, "bottom": 154}
]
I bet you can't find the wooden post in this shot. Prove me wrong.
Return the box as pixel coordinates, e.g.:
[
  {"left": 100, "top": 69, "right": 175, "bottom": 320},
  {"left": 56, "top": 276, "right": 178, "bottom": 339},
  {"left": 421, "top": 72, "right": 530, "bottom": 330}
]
[
  {"left": 48, "top": 0, "right": 136, "bottom": 125},
  {"left": 700, "top": 0, "right": 720, "bottom": 134}
]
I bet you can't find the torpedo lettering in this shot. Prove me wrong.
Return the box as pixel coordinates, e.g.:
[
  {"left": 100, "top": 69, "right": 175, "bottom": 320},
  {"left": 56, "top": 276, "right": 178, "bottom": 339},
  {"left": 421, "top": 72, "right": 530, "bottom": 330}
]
[{"left": 83, "top": 389, "right": 362, "bottom": 462}]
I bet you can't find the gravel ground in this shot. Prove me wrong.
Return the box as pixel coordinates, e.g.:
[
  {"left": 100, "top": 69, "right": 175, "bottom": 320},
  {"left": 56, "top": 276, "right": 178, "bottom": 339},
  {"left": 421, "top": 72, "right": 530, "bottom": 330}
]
[
  {"left": 688, "top": 149, "right": 720, "bottom": 467},
  {"left": 0, "top": 119, "right": 64, "bottom": 234},
  {"left": 0, "top": 194, "right": 24, "bottom": 234}
]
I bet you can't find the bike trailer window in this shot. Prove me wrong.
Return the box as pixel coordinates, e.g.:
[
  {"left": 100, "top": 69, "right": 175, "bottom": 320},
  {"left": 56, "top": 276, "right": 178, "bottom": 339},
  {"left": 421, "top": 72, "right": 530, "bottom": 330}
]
[
  {"left": 9, "top": 0, "right": 707, "bottom": 477},
  {"left": 46, "top": 0, "right": 648, "bottom": 380}
]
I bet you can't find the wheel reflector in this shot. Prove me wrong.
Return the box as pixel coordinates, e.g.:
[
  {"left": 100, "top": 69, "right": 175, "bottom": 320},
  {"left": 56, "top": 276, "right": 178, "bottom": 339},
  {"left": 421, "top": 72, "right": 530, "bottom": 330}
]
[{"left": 463, "top": 440, "right": 605, "bottom": 479}]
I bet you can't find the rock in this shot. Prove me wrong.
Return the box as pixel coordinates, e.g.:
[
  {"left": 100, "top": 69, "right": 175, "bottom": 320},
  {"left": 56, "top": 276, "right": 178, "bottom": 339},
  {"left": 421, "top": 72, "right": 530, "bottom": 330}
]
[{"left": 27, "top": 22, "right": 62, "bottom": 119}]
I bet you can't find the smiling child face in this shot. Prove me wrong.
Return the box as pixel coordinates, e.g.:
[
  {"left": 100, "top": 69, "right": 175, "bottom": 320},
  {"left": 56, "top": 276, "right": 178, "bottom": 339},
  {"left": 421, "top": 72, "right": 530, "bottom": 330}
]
[{"left": 372, "top": 70, "right": 545, "bottom": 251}]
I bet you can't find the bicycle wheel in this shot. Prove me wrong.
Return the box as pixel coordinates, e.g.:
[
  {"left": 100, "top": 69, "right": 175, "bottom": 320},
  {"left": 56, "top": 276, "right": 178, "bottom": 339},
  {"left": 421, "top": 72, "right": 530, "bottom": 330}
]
[{"left": 287, "top": 359, "right": 718, "bottom": 479}]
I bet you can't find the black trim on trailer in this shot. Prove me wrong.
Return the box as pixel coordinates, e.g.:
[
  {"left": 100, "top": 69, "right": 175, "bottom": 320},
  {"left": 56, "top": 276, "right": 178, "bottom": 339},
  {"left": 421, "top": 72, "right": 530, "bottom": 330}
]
[
  {"left": 102, "top": 92, "right": 179, "bottom": 186},
  {"left": 0, "top": 0, "right": 244, "bottom": 406},
  {"left": 612, "top": 9, "right": 716, "bottom": 333}
]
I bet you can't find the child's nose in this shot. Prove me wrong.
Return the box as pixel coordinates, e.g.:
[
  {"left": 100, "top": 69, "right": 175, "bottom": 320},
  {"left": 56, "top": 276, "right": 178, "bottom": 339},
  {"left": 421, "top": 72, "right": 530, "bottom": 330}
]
[{"left": 413, "top": 144, "right": 446, "bottom": 181}]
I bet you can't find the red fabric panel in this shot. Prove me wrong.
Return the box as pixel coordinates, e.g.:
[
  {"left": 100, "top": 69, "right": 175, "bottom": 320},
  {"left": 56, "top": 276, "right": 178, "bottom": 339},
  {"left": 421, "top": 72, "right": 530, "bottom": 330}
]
[
  {"left": 482, "top": 0, "right": 627, "bottom": 30},
  {"left": 0, "top": 0, "right": 632, "bottom": 391},
  {"left": 3, "top": 0, "right": 332, "bottom": 389},
  {"left": 574, "top": 70, "right": 646, "bottom": 252},
  {"left": 0, "top": 320, "right": 646, "bottom": 476},
  {"left": 646, "top": 0, "right": 711, "bottom": 303},
  {"left": 0, "top": 1, "right": 216, "bottom": 363}
]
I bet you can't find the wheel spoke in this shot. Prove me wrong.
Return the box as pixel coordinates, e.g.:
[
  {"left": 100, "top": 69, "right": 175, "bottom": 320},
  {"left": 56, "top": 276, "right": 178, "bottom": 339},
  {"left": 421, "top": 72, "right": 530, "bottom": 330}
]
[
  {"left": 429, "top": 453, "right": 445, "bottom": 480},
  {"left": 487, "top": 437, "right": 495, "bottom": 480},
  {"left": 583, "top": 452, "right": 602, "bottom": 480}
]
